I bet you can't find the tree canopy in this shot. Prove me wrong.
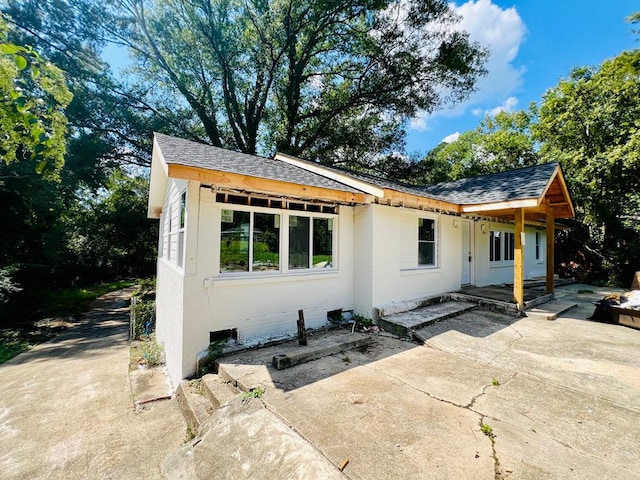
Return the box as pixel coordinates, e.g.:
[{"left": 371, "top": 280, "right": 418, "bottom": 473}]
[
  {"left": 0, "top": 14, "right": 72, "bottom": 177},
  {"left": 7, "top": 0, "right": 486, "bottom": 166}
]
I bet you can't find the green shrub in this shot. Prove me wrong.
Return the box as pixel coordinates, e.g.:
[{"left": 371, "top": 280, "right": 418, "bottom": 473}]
[{"left": 132, "top": 298, "right": 156, "bottom": 338}]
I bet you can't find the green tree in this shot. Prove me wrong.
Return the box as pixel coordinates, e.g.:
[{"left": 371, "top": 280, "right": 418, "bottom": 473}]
[
  {"left": 65, "top": 170, "right": 158, "bottom": 281},
  {"left": 534, "top": 50, "right": 640, "bottom": 284},
  {"left": 424, "top": 110, "right": 539, "bottom": 180},
  {"left": 0, "top": 14, "right": 72, "bottom": 177},
  {"left": 48, "top": 0, "right": 486, "bottom": 163}
]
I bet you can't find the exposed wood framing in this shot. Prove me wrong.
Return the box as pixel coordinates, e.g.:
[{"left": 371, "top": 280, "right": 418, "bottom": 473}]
[
  {"left": 514, "top": 207, "right": 525, "bottom": 310},
  {"left": 381, "top": 189, "right": 459, "bottom": 213},
  {"left": 168, "top": 164, "right": 373, "bottom": 205}
]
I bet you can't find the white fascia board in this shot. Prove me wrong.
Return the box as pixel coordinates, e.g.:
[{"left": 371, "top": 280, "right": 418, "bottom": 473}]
[
  {"left": 147, "top": 137, "right": 169, "bottom": 219},
  {"left": 460, "top": 197, "right": 540, "bottom": 213},
  {"left": 274, "top": 152, "right": 384, "bottom": 198}
]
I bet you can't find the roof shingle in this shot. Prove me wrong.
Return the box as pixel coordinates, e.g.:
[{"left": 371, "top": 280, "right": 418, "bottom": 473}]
[
  {"left": 418, "top": 163, "right": 559, "bottom": 205},
  {"left": 154, "top": 133, "right": 363, "bottom": 194}
]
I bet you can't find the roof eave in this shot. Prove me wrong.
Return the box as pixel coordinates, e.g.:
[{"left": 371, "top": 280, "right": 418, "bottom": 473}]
[
  {"left": 147, "top": 136, "right": 169, "bottom": 219},
  {"left": 167, "top": 163, "right": 374, "bottom": 205},
  {"left": 460, "top": 197, "right": 540, "bottom": 213},
  {"left": 274, "top": 152, "right": 385, "bottom": 198}
]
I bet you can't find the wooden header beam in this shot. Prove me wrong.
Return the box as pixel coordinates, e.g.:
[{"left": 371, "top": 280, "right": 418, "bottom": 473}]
[{"left": 168, "top": 164, "right": 374, "bottom": 205}]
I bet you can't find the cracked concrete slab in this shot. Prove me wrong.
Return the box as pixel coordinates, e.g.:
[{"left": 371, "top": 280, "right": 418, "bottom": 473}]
[{"left": 170, "top": 285, "right": 640, "bottom": 479}]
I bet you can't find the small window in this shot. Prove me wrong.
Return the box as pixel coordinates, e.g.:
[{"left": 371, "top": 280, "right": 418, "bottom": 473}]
[
  {"left": 418, "top": 218, "right": 436, "bottom": 266},
  {"left": 490, "top": 230, "right": 514, "bottom": 262},
  {"left": 535, "top": 232, "right": 541, "bottom": 261},
  {"left": 289, "top": 215, "right": 334, "bottom": 269}
]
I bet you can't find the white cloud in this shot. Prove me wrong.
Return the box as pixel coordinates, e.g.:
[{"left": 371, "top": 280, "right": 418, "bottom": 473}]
[
  {"left": 409, "top": 116, "right": 429, "bottom": 131},
  {"left": 410, "top": 0, "right": 527, "bottom": 130},
  {"left": 471, "top": 96, "right": 519, "bottom": 117},
  {"left": 442, "top": 132, "right": 461, "bottom": 143}
]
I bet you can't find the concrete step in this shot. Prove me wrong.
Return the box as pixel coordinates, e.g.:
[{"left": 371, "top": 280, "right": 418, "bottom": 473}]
[
  {"left": 379, "top": 301, "right": 477, "bottom": 337},
  {"left": 175, "top": 380, "right": 215, "bottom": 434},
  {"left": 525, "top": 301, "right": 578, "bottom": 320},
  {"left": 201, "top": 373, "right": 241, "bottom": 408},
  {"left": 450, "top": 292, "right": 521, "bottom": 316}
]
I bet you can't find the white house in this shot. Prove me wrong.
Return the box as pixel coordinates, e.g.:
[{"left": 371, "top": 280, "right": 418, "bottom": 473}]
[{"left": 147, "top": 133, "right": 575, "bottom": 385}]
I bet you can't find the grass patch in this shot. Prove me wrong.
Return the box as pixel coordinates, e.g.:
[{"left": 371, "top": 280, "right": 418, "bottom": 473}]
[
  {"left": 41, "top": 280, "right": 136, "bottom": 319},
  {"left": 491, "top": 377, "right": 500, "bottom": 386},
  {"left": 130, "top": 335, "right": 164, "bottom": 370},
  {"left": 242, "top": 387, "right": 265, "bottom": 400},
  {"left": 0, "top": 341, "right": 29, "bottom": 363},
  {"left": 480, "top": 422, "right": 495, "bottom": 439}
]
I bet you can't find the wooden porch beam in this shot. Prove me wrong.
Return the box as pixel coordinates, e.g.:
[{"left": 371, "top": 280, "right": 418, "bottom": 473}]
[
  {"left": 546, "top": 205, "right": 555, "bottom": 295},
  {"left": 514, "top": 207, "right": 525, "bottom": 312}
]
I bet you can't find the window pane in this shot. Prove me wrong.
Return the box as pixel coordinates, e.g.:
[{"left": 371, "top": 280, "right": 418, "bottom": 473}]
[
  {"left": 312, "top": 218, "right": 333, "bottom": 268},
  {"left": 253, "top": 213, "right": 280, "bottom": 271},
  {"left": 180, "top": 191, "right": 186, "bottom": 228},
  {"left": 419, "top": 219, "right": 434, "bottom": 241},
  {"left": 419, "top": 242, "right": 435, "bottom": 266},
  {"left": 289, "top": 216, "right": 310, "bottom": 269},
  {"left": 220, "top": 210, "right": 250, "bottom": 272},
  {"left": 504, "top": 233, "right": 514, "bottom": 261},
  {"left": 490, "top": 231, "right": 501, "bottom": 262}
]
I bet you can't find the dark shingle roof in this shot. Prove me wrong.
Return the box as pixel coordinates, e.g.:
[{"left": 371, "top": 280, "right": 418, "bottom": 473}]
[
  {"left": 417, "top": 163, "right": 559, "bottom": 205},
  {"left": 154, "top": 133, "right": 363, "bottom": 194}
]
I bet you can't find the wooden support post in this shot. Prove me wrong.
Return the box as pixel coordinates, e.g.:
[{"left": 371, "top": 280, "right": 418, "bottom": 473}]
[
  {"left": 297, "top": 309, "right": 307, "bottom": 346},
  {"left": 514, "top": 207, "right": 525, "bottom": 312},
  {"left": 546, "top": 205, "right": 555, "bottom": 295}
]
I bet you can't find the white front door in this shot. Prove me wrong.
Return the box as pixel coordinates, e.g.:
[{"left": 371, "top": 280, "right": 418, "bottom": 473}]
[{"left": 461, "top": 220, "right": 473, "bottom": 285}]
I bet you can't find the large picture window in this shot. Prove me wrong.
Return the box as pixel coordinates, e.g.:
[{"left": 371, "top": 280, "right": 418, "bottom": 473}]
[
  {"left": 418, "top": 218, "right": 436, "bottom": 267},
  {"left": 490, "top": 230, "right": 514, "bottom": 263},
  {"left": 289, "top": 216, "right": 333, "bottom": 269},
  {"left": 220, "top": 210, "right": 280, "bottom": 273}
]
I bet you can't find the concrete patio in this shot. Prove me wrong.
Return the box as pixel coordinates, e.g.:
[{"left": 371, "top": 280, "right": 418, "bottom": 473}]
[{"left": 164, "top": 283, "right": 640, "bottom": 479}]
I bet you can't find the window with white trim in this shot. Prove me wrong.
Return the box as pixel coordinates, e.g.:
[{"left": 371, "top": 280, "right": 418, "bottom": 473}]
[
  {"left": 218, "top": 198, "right": 336, "bottom": 274},
  {"left": 418, "top": 218, "right": 436, "bottom": 267},
  {"left": 535, "top": 231, "right": 542, "bottom": 261},
  {"left": 490, "top": 230, "right": 514, "bottom": 262}
]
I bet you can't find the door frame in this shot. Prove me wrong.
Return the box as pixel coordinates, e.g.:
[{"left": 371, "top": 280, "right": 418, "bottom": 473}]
[{"left": 461, "top": 219, "right": 474, "bottom": 286}]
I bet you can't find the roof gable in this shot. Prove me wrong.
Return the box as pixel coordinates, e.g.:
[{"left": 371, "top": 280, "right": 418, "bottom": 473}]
[{"left": 154, "top": 133, "right": 362, "bottom": 194}]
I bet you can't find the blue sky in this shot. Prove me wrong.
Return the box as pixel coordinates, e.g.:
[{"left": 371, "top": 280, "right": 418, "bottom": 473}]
[{"left": 405, "top": 0, "right": 639, "bottom": 154}]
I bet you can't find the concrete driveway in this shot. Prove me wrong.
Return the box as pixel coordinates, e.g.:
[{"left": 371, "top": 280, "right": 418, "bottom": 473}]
[
  {"left": 0, "top": 290, "right": 185, "bottom": 480},
  {"left": 176, "top": 284, "right": 640, "bottom": 479}
]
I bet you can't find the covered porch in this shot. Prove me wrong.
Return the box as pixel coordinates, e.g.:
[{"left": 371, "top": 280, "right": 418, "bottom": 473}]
[{"left": 427, "top": 163, "right": 575, "bottom": 312}]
